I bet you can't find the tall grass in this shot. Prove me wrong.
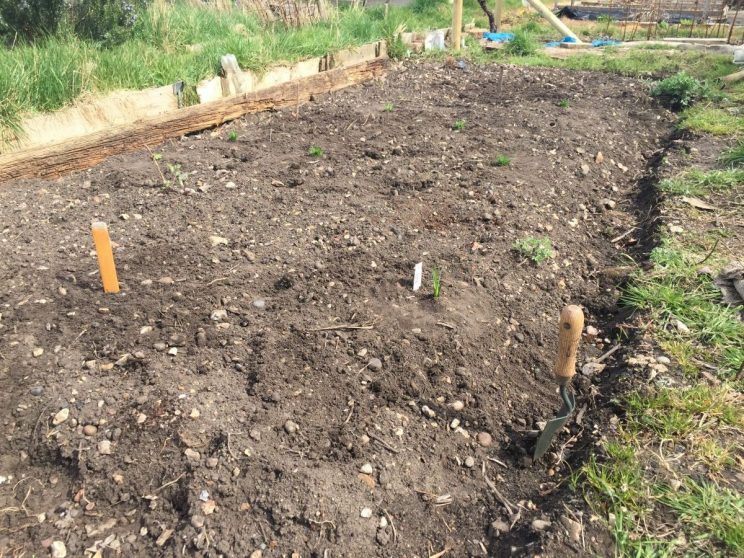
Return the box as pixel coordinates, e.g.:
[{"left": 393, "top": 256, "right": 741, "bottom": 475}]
[{"left": 0, "top": 2, "right": 468, "bottom": 142}]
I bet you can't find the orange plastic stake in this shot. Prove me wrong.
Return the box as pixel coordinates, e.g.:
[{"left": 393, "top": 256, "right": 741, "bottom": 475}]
[{"left": 91, "top": 222, "right": 120, "bottom": 293}]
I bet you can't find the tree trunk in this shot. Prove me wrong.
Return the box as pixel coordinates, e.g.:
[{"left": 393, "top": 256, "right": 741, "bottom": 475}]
[{"left": 477, "top": 0, "right": 497, "bottom": 33}]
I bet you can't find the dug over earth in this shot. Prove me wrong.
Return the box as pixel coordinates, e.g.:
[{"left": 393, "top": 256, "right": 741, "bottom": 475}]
[{"left": 0, "top": 60, "right": 673, "bottom": 557}]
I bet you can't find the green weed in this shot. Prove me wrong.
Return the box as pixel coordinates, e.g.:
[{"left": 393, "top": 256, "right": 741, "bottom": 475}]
[
  {"left": 492, "top": 154, "right": 511, "bottom": 167},
  {"left": 650, "top": 72, "right": 710, "bottom": 110},
  {"left": 504, "top": 30, "right": 538, "bottom": 57},
  {"left": 308, "top": 146, "right": 324, "bottom": 157},
  {"left": 557, "top": 98, "right": 569, "bottom": 108},
  {"left": 452, "top": 118, "right": 466, "bottom": 131},
  {"left": 166, "top": 162, "right": 188, "bottom": 187},
  {"left": 512, "top": 237, "right": 554, "bottom": 265},
  {"left": 383, "top": 102, "right": 395, "bottom": 112},
  {"left": 227, "top": 130, "right": 238, "bottom": 142}
]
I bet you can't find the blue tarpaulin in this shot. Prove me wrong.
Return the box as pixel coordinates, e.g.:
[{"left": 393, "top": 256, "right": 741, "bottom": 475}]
[
  {"left": 591, "top": 39, "right": 623, "bottom": 47},
  {"left": 544, "top": 36, "right": 577, "bottom": 48},
  {"left": 483, "top": 32, "right": 514, "bottom": 43}
]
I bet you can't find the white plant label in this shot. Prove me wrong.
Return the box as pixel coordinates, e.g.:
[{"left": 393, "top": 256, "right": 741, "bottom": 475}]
[{"left": 413, "top": 262, "right": 423, "bottom": 291}]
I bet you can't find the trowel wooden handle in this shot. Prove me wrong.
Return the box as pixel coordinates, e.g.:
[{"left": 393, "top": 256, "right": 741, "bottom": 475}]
[{"left": 554, "top": 305, "right": 584, "bottom": 384}]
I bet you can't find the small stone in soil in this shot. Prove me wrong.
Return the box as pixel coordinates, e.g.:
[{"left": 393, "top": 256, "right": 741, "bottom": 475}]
[
  {"left": 98, "top": 440, "right": 112, "bottom": 455},
  {"left": 50, "top": 541, "right": 67, "bottom": 558},
  {"left": 451, "top": 400, "right": 464, "bottom": 411},
  {"left": 184, "top": 449, "right": 200, "bottom": 461},
  {"left": 464, "top": 456, "right": 475, "bottom": 468},
  {"left": 252, "top": 299, "right": 266, "bottom": 309},
  {"left": 32, "top": 347, "right": 44, "bottom": 357},
  {"left": 476, "top": 432, "right": 493, "bottom": 447},
  {"left": 531, "top": 519, "right": 551, "bottom": 531},
  {"left": 191, "top": 515, "right": 205, "bottom": 529},
  {"left": 367, "top": 358, "right": 382, "bottom": 371},
  {"left": 360, "top": 507, "right": 373, "bottom": 518},
  {"left": 284, "top": 420, "right": 299, "bottom": 434},
  {"left": 421, "top": 405, "right": 436, "bottom": 418},
  {"left": 360, "top": 463, "right": 374, "bottom": 475},
  {"left": 52, "top": 408, "right": 69, "bottom": 426},
  {"left": 30, "top": 386, "right": 44, "bottom": 396},
  {"left": 206, "top": 457, "right": 218, "bottom": 469},
  {"left": 82, "top": 425, "right": 97, "bottom": 436},
  {"left": 489, "top": 519, "right": 510, "bottom": 538}
]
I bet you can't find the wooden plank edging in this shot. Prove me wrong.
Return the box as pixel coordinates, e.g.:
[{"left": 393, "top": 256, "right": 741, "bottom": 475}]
[{"left": 0, "top": 58, "right": 387, "bottom": 182}]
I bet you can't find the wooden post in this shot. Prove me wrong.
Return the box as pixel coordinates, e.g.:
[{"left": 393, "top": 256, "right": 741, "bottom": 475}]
[
  {"left": 453, "top": 0, "right": 463, "bottom": 52},
  {"left": 523, "top": 0, "right": 581, "bottom": 42},
  {"left": 91, "top": 222, "right": 120, "bottom": 294},
  {"left": 495, "top": 0, "right": 504, "bottom": 31},
  {"left": 728, "top": 6, "right": 741, "bottom": 44}
]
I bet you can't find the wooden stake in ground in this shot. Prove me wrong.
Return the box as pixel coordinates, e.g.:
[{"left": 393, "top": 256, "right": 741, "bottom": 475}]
[
  {"left": 523, "top": 0, "right": 580, "bottom": 42},
  {"left": 495, "top": 0, "right": 504, "bottom": 31},
  {"left": 452, "top": 0, "right": 463, "bottom": 52},
  {"left": 91, "top": 222, "right": 120, "bottom": 294}
]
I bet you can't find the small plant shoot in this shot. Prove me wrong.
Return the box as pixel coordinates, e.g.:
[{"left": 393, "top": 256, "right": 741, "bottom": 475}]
[
  {"left": 453, "top": 119, "right": 466, "bottom": 131},
  {"left": 308, "top": 146, "right": 324, "bottom": 157},
  {"left": 513, "top": 237, "right": 554, "bottom": 265},
  {"left": 493, "top": 154, "right": 511, "bottom": 167},
  {"left": 383, "top": 102, "right": 395, "bottom": 112},
  {"left": 228, "top": 131, "right": 238, "bottom": 142},
  {"left": 432, "top": 268, "right": 442, "bottom": 299},
  {"left": 558, "top": 99, "right": 570, "bottom": 108}
]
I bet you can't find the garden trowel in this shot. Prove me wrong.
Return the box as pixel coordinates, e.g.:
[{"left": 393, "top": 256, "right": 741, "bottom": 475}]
[{"left": 533, "top": 305, "right": 584, "bottom": 461}]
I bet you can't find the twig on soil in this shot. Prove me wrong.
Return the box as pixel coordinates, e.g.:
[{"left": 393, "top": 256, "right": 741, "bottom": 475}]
[
  {"left": 309, "top": 322, "right": 376, "bottom": 332},
  {"left": 154, "top": 473, "right": 185, "bottom": 494},
  {"left": 343, "top": 402, "right": 354, "bottom": 424},
  {"left": 483, "top": 471, "right": 515, "bottom": 516},
  {"left": 382, "top": 509, "right": 397, "bottom": 544},
  {"left": 428, "top": 548, "right": 450, "bottom": 558},
  {"left": 367, "top": 432, "right": 400, "bottom": 454},
  {"left": 695, "top": 237, "right": 720, "bottom": 265},
  {"left": 436, "top": 322, "right": 456, "bottom": 330},
  {"left": 227, "top": 432, "right": 240, "bottom": 460},
  {"left": 594, "top": 343, "right": 622, "bottom": 363},
  {"left": 611, "top": 227, "right": 638, "bottom": 244},
  {"left": 206, "top": 276, "right": 229, "bottom": 286},
  {"left": 308, "top": 518, "right": 337, "bottom": 530},
  {"left": 73, "top": 327, "right": 89, "bottom": 344},
  {"left": 486, "top": 457, "right": 508, "bottom": 468}
]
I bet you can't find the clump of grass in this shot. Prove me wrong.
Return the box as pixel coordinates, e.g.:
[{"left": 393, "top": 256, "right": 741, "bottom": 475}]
[
  {"left": 432, "top": 268, "right": 442, "bottom": 299},
  {"left": 227, "top": 130, "right": 238, "bottom": 142},
  {"left": 623, "top": 240, "right": 744, "bottom": 378},
  {"left": 452, "top": 118, "right": 466, "bottom": 131},
  {"left": 512, "top": 237, "right": 554, "bottom": 265},
  {"left": 680, "top": 107, "right": 744, "bottom": 135},
  {"left": 308, "top": 146, "right": 324, "bottom": 157},
  {"left": 383, "top": 102, "right": 395, "bottom": 112},
  {"left": 504, "top": 30, "right": 538, "bottom": 57},
  {"left": 650, "top": 72, "right": 711, "bottom": 110},
  {"left": 659, "top": 168, "right": 744, "bottom": 196},
  {"left": 557, "top": 98, "right": 570, "bottom": 108},
  {"left": 492, "top": 154, "right": 511, "bottom": 167},
  {"left": 719, "top": 139, "right": 744, "bottom": 168}
]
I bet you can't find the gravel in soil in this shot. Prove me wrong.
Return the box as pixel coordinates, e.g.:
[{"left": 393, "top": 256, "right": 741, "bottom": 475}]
[{"left": 0, "top": 60, "right": 672, "bottom": 557}]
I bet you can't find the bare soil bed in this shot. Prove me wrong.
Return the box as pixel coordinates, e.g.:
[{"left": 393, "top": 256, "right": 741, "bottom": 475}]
[{"left": 0, "top": 60, "right": 673, "bottom": 557}]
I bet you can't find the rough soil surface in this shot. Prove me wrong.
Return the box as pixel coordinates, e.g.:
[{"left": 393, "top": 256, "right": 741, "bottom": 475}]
[{"left": 0, "top": 60, "right": 673, "bottom": 557}]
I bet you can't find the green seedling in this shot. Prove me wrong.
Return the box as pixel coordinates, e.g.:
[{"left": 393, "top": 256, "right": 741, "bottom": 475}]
[
  {"left": 308, "top": 146, "right": 324, "bottom": 157},
  {"left": 152, "top": 152, "right": 162, "bottom": 161},
  {"left": 383, "top": 102, "right": 395, "bottom": 112},
  {"left": 558, "top": 99, "right": 570, "bottom": 108},
  {"left": 453, "top": 119, "right": 466, "bottom": 131},
  {"left": 493, "top": 154, "right": 511, "bottom": 167},
  {"left": 512, "top": 237, "right": 554, "bottom": 265},
  {"left": 432, "top": 268, "right": 442, "bottom": 299},
  {"left": 228, "top": 131, "right": 238, "bottom": 142},
  {"left": 166, "top": 163, "right": 188, "bottom": 187}
]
